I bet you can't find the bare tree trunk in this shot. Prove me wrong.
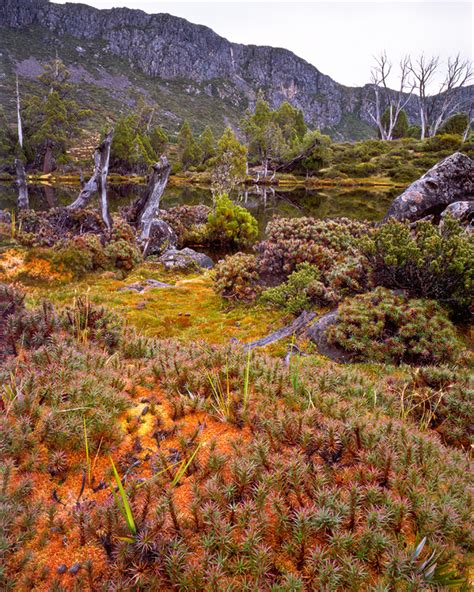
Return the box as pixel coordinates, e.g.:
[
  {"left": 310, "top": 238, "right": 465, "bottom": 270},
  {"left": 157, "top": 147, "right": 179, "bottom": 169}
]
[
  {"left": 98, "top": 137, "right": 112, "bottom": 230},
  {"left": 42, "top": 141, "right": 54, "bottom": 174},
  {"left": 16, "top": 75, "right": 23, "bottom": 149},
  {"left": 15, "top": 158, "right": 29, "bottom": 209},
  {"left": 68, "top": 131, "right": 114, "bottom": 226},
  {"left": 127, "top": 156, "right": 171, "bottom": 242}
]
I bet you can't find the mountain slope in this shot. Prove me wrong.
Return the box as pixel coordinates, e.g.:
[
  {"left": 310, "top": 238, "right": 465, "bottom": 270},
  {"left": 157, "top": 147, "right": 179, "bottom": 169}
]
[{"left": 0, "top": 0, "right": 471, "bottom": 139}]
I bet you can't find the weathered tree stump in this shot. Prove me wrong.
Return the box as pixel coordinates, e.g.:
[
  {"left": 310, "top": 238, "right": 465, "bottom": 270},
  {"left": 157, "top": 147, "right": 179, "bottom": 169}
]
[
  {"left": 68, "top": 130, "right": 114, "bottom": 229},
  {"left": 15, "top": 158, "right": 29, "bottom": 209}
]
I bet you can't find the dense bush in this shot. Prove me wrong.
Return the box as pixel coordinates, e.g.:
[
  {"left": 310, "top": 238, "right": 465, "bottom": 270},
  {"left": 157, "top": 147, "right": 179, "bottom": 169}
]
[
  {"left": 361, "top": 216, "right": 473, "bottom": 316},
  {"left": 213, "top": 253, "right": 261, "bottom": 301},
  {"left": 260, "top": 263, "right": 320, "bottom": 314},
  {"left": 422, "top": 133, "right": 463, "bottom": 152},
  {"left": 327, "top": 288, "right": 461, "bottom": 365},
  {"left": 160, "top": 204, "right": 211, "bottom": 247},
  {"left": 206, "top": 194, "right": 258, "bottom": 247},
  {"left": 257, "top": 217, "right": 370, "bottom": 279}
]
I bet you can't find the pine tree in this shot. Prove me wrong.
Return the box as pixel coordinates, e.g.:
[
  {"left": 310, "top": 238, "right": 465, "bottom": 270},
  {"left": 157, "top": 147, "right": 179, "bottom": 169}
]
[
  {"left": 199, "top": 126, "right": 217, "bottom": 163},
  {"left": 210, "top": 127, "right": 247, "bottom": 192},
  {"left": 149, "top": 125, "right": 168, "bottom": 155},
  {"left": 23, "top": 58, "right": 89, "bottom": 172},
  {"left": 178, "top": 120, "right": 201, "bottom": 169}
]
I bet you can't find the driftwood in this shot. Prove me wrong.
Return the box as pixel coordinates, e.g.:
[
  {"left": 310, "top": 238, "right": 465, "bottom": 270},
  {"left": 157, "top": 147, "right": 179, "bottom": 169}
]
[
  {"left": 275, "top": 140, "right": 320, "bottom": 173},
  {"left": 15, "top": 158, "right": 29, "bottom": 209},
  {"left": 243, "top": 311, "right": 316, "bottom": 350},
  {"left": 68, "top": 131, "right": 114, "bottom": 229}
]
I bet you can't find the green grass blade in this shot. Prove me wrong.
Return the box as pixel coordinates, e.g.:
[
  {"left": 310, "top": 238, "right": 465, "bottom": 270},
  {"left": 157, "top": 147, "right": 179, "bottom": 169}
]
[{"left": 109, "top": 456, "right": 137, "bottom": 535}]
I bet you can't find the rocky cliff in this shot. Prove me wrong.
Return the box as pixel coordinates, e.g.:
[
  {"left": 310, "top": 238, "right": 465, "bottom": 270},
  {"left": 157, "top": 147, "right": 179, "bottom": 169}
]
[{"left": 0, "top": 0, "right": 471, "bottom": 138}]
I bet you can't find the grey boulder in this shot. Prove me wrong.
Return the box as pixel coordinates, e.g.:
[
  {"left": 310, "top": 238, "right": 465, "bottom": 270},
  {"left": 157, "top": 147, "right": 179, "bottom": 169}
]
[
  {"left": 143, "top": 219, "right": 178, "bottom": 257},
  {"left": 384, "top": 152, "right": 474, "bottom": 223},
  {"left": 158, "top": 248, "right": 214, "bottom": 270}
]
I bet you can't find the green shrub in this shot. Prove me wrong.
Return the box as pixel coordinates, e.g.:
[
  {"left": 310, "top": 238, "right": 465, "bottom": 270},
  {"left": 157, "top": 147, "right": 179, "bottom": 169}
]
[
  {"left": 361, "top": 216, "right": 473, "bottom": 316},
  {"left": 260, "top": 263, "right": 320, "bottom": 314},
  {"left": 258, "top": 217, "right": 370, "bottom": 279},
  {"left": 214, "top": 253, "right": 261, "bottom": 301},
  {"left": 206, "top": 194, "right": 258, "bottom": 247},
  {"left": 327, "top": 288, "right": 461, "bottom": 365},
  {"left": 423, "top": 134, "right": 463, "bottom": 152},
  {"left": 104, "top": 238, "right": 142, "bottom": 271}
]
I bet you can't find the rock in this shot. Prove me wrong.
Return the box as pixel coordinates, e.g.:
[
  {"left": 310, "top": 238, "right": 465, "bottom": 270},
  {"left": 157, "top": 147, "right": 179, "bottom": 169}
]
[
  {"left": 158, "top": 248, "right": 214, "bottom": 271},
  {"left": 68, "top": 563, "right": 81, "bottom": 575},
  {"left": 306, "top": 310, "right": 353, "bottom": 363},
  {"left": 143, "top": 219, "right": 177, "bottom": 257},
  {"left": 440, "top": 201, "right": 474, "bottom": 226},
  {"left": 0, "top": 210, "right": 12, "bottom": 224},
  {"left": 383, "top": 152, "right": 474, "bottom": 223},
  {"left": 119, "top": 279, "right": 174, "bottom": 293}
]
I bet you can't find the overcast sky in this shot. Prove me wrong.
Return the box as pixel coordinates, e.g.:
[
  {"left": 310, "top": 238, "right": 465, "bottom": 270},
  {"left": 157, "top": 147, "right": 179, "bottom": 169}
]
[{"left": 52, "top": 1, "right": 473, "bottom": 87}]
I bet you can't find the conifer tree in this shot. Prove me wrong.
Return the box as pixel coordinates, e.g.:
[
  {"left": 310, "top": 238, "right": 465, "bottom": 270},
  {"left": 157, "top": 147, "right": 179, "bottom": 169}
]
[
  {"left": 199, "top": 126, "right": 217, "bottom": 163},
  {"left": 23, "top": 58, "right": 89, "bottom": 172},
  {"left": 210, "top": 127, "right": 247, "bottom": 192},
  {"left": 178, "top": 120, "right": 201, "bottom": 169}
]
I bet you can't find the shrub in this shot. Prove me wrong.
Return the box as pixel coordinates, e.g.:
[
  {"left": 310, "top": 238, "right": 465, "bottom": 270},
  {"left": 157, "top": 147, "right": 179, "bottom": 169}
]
[
  {"left": 104, "top": 238, "right": 142, "bottom": 271},
  {"left": 326, "top": 288, "right": 461, "bottom": 365},
  {"left": 206, "top": 194, "right": 258, "bottom": 247},
  {"left": 422, "top": 133, "right": 463, "bottom": 152},
  {"left": 258, "top": 217, "right": 370, "bottom": 279},
  {"left": 260, "top": 263, "right": 320, "bottom": 314},
  {"left": 161, "top": 205, "right": 211, "bottom": 247},
  {"left": 361, "top": 216, "right": 473, "bottom": 316},
  {"left": 214, "top": 253, "right": 261, "bottom": 301}
]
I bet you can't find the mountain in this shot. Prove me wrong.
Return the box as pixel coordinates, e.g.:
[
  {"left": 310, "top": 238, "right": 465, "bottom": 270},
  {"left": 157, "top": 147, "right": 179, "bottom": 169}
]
[{"left": 0, "top": 0, "right": 471, "bottom": 140}]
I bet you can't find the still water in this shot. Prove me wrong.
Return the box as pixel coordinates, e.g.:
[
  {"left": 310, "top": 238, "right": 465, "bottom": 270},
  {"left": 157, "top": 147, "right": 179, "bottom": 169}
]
[{"left": 0, "top": 182, "right": 398, "bottom": 232}]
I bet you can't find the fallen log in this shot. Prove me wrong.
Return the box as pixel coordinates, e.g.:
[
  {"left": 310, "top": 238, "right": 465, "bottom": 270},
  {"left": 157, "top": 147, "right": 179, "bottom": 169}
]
[
  {"left": 275, "top": 140, "right": 320, "bottom": 173},
  {"left": 242, "top": 310, "right": 316, "bottom": 350},
  {"left": 15, "top": 158, "right": 29, "bottom": 209},
  {"left": 68, "top": 130, "right": 114, "bottom": 229}
]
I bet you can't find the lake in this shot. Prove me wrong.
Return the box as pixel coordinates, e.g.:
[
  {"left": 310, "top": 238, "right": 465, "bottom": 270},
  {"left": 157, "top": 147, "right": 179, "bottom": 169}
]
[{"left": 0, "top": 182, "right": 398, "bottom": 233}]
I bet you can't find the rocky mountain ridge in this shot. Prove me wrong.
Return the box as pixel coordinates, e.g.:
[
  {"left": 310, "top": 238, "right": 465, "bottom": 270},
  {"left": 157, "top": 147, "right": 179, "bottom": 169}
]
[{"left": 0, "top": 0, "right": 472, "bottom": 138}]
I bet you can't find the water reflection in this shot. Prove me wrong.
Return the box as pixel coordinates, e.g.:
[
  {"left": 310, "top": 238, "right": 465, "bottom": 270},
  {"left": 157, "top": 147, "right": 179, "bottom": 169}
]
[{"left": 0, "top": 182, "right": 398, "bottom": 232}]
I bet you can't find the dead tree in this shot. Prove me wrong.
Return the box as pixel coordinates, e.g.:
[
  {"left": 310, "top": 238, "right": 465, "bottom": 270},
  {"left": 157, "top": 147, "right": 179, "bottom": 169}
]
[
  {"left": 15, "top": 75, "right": 28, "bottom": 209},
  {"left": 68, "top": 130, "right": 113, "bottom": 229},
  {"left": 429, "top": 54, "right": 473, "bottom": 136},
  {"left": 127, "top": 156, "right": 171, "bottom": 243},
  {"left": 15, "top": 159, "right": 29, "bottom": 209},
  {"left": 408, "top": 55, "right": 439, "bottom": 139},
  {"left": 368, "top": 53, "right": 414, "bottom": 140}
]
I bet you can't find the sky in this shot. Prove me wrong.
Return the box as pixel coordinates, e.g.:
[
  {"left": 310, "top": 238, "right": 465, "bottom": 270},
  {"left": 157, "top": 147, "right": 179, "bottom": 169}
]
[{"left": 51, "top": 1, "right": 473, "bottom": 87}]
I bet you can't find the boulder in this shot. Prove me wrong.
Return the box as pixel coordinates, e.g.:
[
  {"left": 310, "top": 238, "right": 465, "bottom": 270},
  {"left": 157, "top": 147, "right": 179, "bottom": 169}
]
[
  {"left": 143, "top": 219, "right": 178, "bottom": 257},
  {"left": 383, "top": 152, "right": 474, "bottom": 223},
  {"left": 119, "top": 279, "right": 174, "bottom": 293},
  {"left": 158, "top": 248, "right": 214, "bottom": 271},
  {"left": 305, "top": 310, "right": 353, "bottom": 363},
  {"left": 440, "top": 201, "right": 474, "bottom": 226}
]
